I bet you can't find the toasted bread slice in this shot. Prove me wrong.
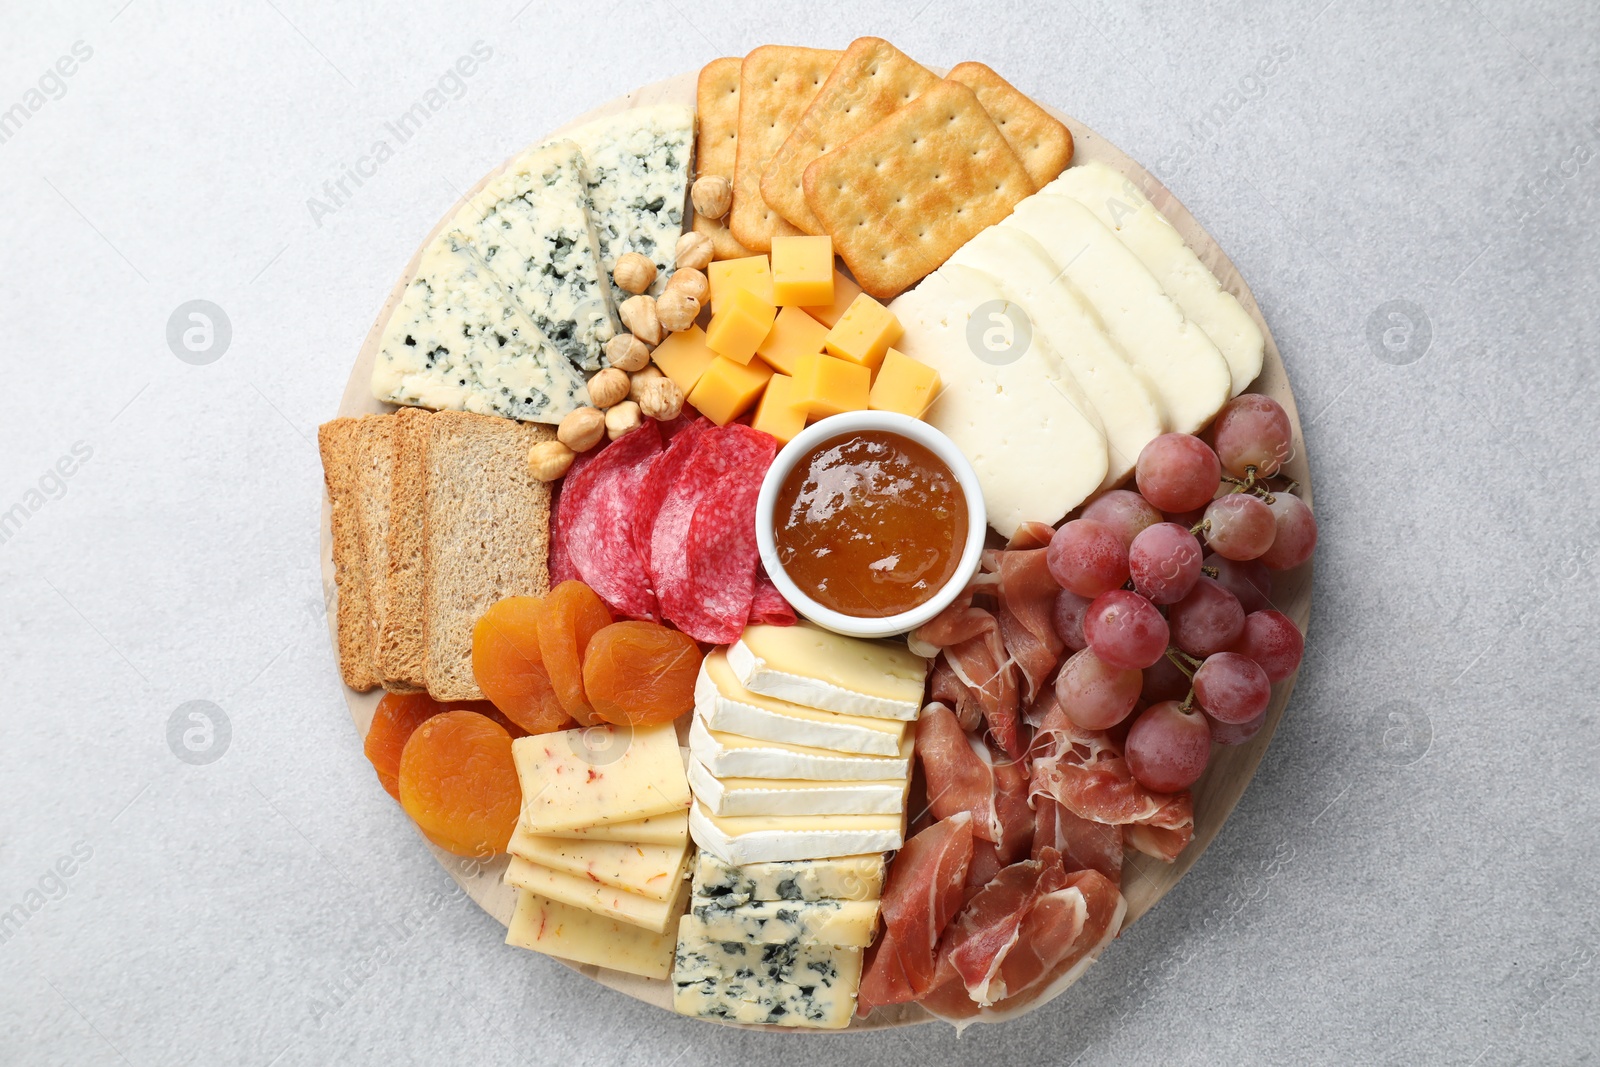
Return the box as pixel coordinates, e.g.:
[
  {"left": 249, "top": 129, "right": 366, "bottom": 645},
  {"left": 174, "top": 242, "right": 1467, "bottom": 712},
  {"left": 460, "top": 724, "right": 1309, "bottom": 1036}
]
[
  {"left": 421, "top": 412, "right": 553, "bottom": 701},
  {"left": 376, "top": 406, "right": 431, "bottom": 691},
  {"left": 318, "top": 416, "right": 385, "bottom": 692}
]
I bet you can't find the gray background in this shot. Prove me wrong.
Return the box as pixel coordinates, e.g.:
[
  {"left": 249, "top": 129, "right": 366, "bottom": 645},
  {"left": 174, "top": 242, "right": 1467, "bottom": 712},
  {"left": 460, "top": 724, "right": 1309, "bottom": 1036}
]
[{"left": 2, "top": 0, "right": 1595, "bottom": 1064}]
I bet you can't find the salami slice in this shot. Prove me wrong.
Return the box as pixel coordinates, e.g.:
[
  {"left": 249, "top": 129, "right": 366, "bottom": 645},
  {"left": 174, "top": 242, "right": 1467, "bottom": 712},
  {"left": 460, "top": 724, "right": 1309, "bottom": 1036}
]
[
  {"left": 556, "top": 422, "right": 663, "bottom": 620},
  {"left": 750, "top": 564, "right": 796, "bottom": 626},
  {"left": 678, "top": 424, "right": 776, "bottom": 644},
  {"left": 548, "top": 447, "right": 598, "bottom": 588},
  {"left": 631, "top": 418, "right": 708, "bottom": 574}
]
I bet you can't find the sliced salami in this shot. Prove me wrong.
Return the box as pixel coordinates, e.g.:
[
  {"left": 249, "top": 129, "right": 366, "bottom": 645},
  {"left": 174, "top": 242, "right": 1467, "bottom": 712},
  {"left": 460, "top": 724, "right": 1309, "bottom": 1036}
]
[
  {"left": 631, "top": 418, "right": 708, "bottom": 575},
  {"left": 556, "top": 422, "right": 662, "bottom": 620},
  {"left": 750, "top": 564, "right": 796, "bottom": 627},
  {"left": 679, "top": 424, "right": 775, "bottom": 644}
]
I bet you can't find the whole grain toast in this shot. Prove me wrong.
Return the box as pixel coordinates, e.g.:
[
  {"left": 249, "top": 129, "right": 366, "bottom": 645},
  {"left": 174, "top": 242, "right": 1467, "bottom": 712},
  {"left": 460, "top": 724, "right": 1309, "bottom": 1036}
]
[
  {"left": 376, "top": 405, "right": 431, "bottom": 691},
  {"left": 318, "top": 416, "right": 385, "bottom": 692}
]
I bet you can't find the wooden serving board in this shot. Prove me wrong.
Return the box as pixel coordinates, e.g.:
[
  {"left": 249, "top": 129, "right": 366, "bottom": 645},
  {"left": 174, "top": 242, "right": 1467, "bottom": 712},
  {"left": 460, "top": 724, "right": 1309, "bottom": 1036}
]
[{"left": 322, "top": 70, "right": 1312, "bottom": 1031}]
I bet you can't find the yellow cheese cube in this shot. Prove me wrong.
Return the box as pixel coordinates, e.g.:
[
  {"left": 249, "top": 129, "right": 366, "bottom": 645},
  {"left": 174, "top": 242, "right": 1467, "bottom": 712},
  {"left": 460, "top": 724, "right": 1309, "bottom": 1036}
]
[
  {"left": 868, "top": 348, "right": 942, "bottom": 419},
  {"left": 705, "top": 287, "right": 777, "bottom": 365},
  {"left": 803, "top": 270, "right": 863, "bottom": 329},
  {"left": 770, "top": 235, "right": 834, "bottom": 307},
  {"left": 751, "top": 373, "right": 808, "bottom": 444},
  {"left": 650, "top": 325, "right": 718, "bottom": 394},
  {"left": 687, "top": 355, "right": 774, "bottom": 426},
  {"left": 708, "top": 255, "right": 774, "bottom": 312},
  {"left": 823, "top": 294, "right": 903, "bottom": 372},
  {"left": 793, "top": 352, "right": 870, "bottom": 419},
  {"left": 755, "top": 305, "right": 830, "bottom": 376}
]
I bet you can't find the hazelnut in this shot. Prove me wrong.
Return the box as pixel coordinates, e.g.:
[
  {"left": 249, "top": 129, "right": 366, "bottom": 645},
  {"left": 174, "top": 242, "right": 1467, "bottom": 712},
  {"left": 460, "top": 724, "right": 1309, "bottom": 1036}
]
[
  {"left": 619, "top": 294, "right": 662, "bottom": 345},
  {"left": 605, "top": 400, "right": 643, "bottom": 441},
  {"left": 604, "top": 333, "right": 651, "bottom": 373},
  {"left": 665, "top": 267, "right": 709, "bottom": 304},
  {"left": 613, "top": 252, "right": 657, "bottom": 295},
  {"left": 674, "top": 231, "right": 714, "bottom": 272},
  {"left": 628, "top": 365, "right": 666, "bottom": 403},
  {"left": 636, "top": 376, "right": 685, "bottom": 422},
  {"left": 691, "top": 175, "right": 733, "bottom": 220},
  {"left": 586, "top": 367, "right": 631, "bottom": 410},
  {"left": 557, "top": 407, "right": 606, "bottom": 452},
  {"left": 655, "top": 289, "right": 700, "bottom": 333},
  {"left": 527, "top": 439, "right": 575, "bottom": 481}
]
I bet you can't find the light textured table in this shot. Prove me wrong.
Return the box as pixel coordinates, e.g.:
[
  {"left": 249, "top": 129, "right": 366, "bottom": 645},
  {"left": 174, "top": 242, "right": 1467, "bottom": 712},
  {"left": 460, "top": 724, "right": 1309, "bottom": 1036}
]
[{"left": 2, "top": 2, "right": 1595, "bottom": 1064}]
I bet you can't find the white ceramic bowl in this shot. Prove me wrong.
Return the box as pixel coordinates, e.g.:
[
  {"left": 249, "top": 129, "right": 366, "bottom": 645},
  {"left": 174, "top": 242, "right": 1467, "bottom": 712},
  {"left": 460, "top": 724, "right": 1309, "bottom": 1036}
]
[{"left": 755, "top": 411, "right": 987, "bottom": 639}]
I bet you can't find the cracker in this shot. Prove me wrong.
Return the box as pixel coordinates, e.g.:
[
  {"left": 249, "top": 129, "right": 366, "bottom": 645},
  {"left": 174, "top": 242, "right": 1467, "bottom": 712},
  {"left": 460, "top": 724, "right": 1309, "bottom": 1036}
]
[
  {"left": 948, "top": 61, "right": 1074, "bottom": 188},
  {"left": 762, "top": 37, "right": 938, "bottom": 236},
  {"left": 802, "top": 79, "right": 1034, "bottom": 300},
  {"left": 693, "top": 57, "right": 754, "bottom": 260},
  {"left": 729, "top": 45, "right": 841, "bottom": 253}
]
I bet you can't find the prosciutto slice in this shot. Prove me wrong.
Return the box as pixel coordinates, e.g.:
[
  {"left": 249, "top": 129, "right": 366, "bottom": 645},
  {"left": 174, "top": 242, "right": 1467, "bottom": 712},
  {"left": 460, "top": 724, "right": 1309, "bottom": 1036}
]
[
  {"left": 916, "top": 704, "right": 1034, "bottom": 859},
  {"left": 993, "top": 870, "right": 1123, "bottom": 1012},
  {"left": 1033, "top": 798, "right": 1123, "bottom": 883},
  {"left": 996, "top": 548, "right": 1063, "bottom": 706},
  {"left": 913, "top": 565, "right": 1024, "bottom": 757}
]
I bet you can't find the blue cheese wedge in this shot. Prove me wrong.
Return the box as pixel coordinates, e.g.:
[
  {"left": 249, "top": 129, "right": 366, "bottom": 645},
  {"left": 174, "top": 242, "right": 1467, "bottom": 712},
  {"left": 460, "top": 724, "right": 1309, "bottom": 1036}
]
[
  {"left": 370, "top": 229, "right": 591, "bottom": 423},
  {"left": 672, "top": 923, "right": 863, "bottom": 1030},
  {"left": 456, "top": 139, "right": 617, "bottom": 376},
  {"left": 692, "top": 853, "right": 885, "bottom": 904},
  {"left": 683, "top": 896, "right": 879, "bottom": 948},
  {"left": 565, "top": 104, "right": 695, "bottom": 307}
]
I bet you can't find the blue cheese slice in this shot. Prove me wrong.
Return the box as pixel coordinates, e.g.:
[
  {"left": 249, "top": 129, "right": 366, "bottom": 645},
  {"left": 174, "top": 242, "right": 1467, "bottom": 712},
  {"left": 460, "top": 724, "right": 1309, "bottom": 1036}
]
[
  {"left": 566, "top": 104, "right": 695, "bottom": 307},
  {"left": 672, "top": 923, "right": 862, "bottom": 1030},
  {"left": 683, "top": 896, "right": 879, "bottom": 948},
  {"left": 691, "top": 853, "right": 885, "bottom": 904},
  {"left": 456, "top": 139, "right": 617, "bottom": 376}
]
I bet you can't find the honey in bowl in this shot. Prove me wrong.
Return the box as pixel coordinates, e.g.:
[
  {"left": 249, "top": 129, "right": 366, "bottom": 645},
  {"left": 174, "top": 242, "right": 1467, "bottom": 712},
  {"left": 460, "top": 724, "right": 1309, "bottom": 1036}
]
[{"left": 772, "top": 430, "right": 969, "bottom": 619}]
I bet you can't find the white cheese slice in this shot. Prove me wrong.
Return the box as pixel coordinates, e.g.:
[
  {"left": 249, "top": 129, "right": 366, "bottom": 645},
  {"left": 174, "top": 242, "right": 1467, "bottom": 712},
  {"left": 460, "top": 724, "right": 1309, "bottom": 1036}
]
[
  {"left": 505, "top": 832, "right": 691, "bottom": 902},
  {"left": 688, "top": 716, "right": 911, "bottom": 783},
  {"left": 506, "top": 889, "right": 679, "bottom": 980},
  {"left": 513, "top": 723, "right": 690, "bottom": 833},
  {"left": 947, "top": 226, "right": 1165, "bottom": 486},
  {"left": 532, "top": 810, "right": 687, "bottom": 845},
  {"left": 682, "top": 894, "right": 881, "bottom": 947},
  {"left": 504, "top": 854, "right": 689, "bottom": 934},
  {"left": 696, "top": 650, "right": 907, "bottom": 757},
  {"left": 726, "top": 623, "right": 928, "bottom": 721},
  {"left": 689, "top": 801, "right": 905, "bottom": 864},
  {"left": 691, "top": 852, "right": 886, "bottom": 904},
  {"left": 1046, "top": 162, "right": 1264, "bottom": 395},
  {"left": 1000, "top": 194, "right": 1232, "bottom": 434},
  {"left": 888, "top": 265, "right": 1109, "bottom": 535},
  {"left": 688, "top": 758, "right": 906, "bottom": 818}
]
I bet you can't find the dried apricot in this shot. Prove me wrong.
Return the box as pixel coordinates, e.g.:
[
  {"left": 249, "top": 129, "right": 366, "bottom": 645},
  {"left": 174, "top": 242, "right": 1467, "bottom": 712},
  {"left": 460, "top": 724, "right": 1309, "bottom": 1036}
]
[
  {"left": 583, "top": 621, "right": 702, "bottom": 727},
  {"left": 537, "top": 581, "right": 614, "bottom": 725},
  {"left": 472, "top": 597, "right": 569, "bottom": 734},
  {"left": 446, "top": 700, "right": 530, "bottom": 739},
  {"left": 398, "top": 711, "right": 521, "bottom": 857},
  {"left": 364, "top": 692, "right": 441, "bottom": 801}
]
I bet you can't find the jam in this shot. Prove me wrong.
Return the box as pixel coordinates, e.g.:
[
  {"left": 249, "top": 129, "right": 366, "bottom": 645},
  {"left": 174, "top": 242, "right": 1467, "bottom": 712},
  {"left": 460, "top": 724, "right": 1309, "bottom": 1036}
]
[{"left": 772, "top": 430, "right": 967, "bottom": 618}]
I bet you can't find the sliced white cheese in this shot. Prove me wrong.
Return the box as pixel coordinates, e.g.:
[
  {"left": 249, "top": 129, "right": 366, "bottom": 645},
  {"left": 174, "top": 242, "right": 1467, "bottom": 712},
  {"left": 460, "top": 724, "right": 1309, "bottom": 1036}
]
[
  {"left": 504, "top": 855, "right": 689, "bottom": 934},
  {"left": 532, "top": 810, "right": 687, "bottom": 845},
  {"left": 682, "top": 894, "right": 881, "bottom": 947},
  {"left": 506, "top": 889, "right": 679, "bottom": 980},
  {"left": 688, "top": 758, "right": 906, "bottom": 818},
  {"left": 689, "top": 801, "right": 905, "bottom": 864},
  {"left": 688, "top": 716, "right": 911, "bottom": 783},
  {"left": 513, "top": 723, "right": 690, "bottom": 833},
  {"left": 696, "top": 650, "right": 907, "bottom": 757},
  {"left": 1000, "top": 194, "right": 1231, "bottom": 434},
  {"left": 691, "top": 852, "right": 886, "bottom": 904},
  {"left": 948, "top": 226, "right": 1165, "bottom": 486},
  {"left": 505, "top": 832, "right": 690, "bottom": 902},
  {"left": 1047, "top": 162, "right": 1264, "bottom": 395},
  {"left": 888, "top": 265, "right": 1109, "bottom": 535},
  {"left": 726, "top": 623, "right": 929, "bottom": 721}
]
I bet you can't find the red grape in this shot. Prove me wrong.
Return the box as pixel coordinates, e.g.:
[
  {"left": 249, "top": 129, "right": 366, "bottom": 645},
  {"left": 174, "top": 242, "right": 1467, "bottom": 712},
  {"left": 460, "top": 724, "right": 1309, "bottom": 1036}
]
[
  {"left": 1081, "top": 490, "right": 1161, "bottom": 548},
  {"left": 1168, "top": 577, "right": 1245, "bottom": 657},
  {"left": 1212, "top": 394, "right": 1293, "bottom": 478},
  {"left": 1203, "top": 494, "right": 1276, "bottom": 561},
  {"left": 1258, "top": 493, "right": 1318, "bottom": 571},
  {"left": 1142, "top": 653, "right": 1193, "bottom": 704},
  {"left": 1083, "top": 590, "right": 1170, "bottom": 670},
  {"left": 1126, "top": 701, "right": 1212, "bottom": 792},
  {"left": 1128, "top": 522, "right": 1203, "bottom": 604},
  {"left": 1209, "top": 709, "right": 1266, "bottom": 746},
  {"left": 1135, "top": 434, "right": 1221, "bottom": 513},
  {"left": 1204, "top": 554, "right": 1273, "bottom": 614},
  {"left": 1230, "top": 610, "right": 1304, "bottom": 682},
  {"left": 1047, "top": 519, "right": 1130, "bottom": 598},
  {"left": 1056, "top": 648, "right": 1142, "bottom": 730},
  {"left": 1192, "top": 652, "right": 1270, "bottom": 723},
  {"left": 1052, "top": 590, "right": 1092, "bottom": 651}
]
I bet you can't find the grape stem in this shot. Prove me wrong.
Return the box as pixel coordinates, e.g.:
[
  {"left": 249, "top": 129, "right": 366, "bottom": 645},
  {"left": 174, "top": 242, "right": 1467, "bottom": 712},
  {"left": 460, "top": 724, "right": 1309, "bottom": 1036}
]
[
  {"left": 1190, "top": 518, "right": 1210, "bottom": 537},
  {"left": 1165, "top": 647, "right": 1201, "bottom": 678}
]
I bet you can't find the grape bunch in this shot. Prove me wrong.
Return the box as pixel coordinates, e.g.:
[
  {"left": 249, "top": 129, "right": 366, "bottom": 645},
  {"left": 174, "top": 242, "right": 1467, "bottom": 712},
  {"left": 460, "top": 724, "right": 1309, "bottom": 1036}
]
[{"left": 1046, "top": 394, "right": 1315, "bottom": 794}]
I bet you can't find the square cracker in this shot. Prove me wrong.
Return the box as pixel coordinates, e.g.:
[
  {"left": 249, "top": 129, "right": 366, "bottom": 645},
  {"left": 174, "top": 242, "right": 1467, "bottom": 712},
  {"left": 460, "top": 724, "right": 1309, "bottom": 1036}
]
[
  {"left": 693, "top": 57, "right": 753, "bottom": 260},
  {"left": 761, "top": 37, "right": 938, "bottom": 236},
  {"left": 802, "top": 79, "right": 1034, "bottom": 300},
  {"left": 948, "top": 61, "right": 1074, "bottom": 188},
  {"left": 729, "top": 45, "right": 841, "bottom": 253}
]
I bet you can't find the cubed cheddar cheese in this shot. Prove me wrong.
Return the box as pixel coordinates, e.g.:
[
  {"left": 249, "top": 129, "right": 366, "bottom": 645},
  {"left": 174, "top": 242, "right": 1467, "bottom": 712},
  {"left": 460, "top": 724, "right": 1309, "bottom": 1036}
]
[
  {"left": 868, "top": 348, "right": 941, "bottom": 419},
  {"left": 752, "top": 373, "right": 807, "bottom": 444},
  {"left": 756, "top": 305, "right": 829, "bottom": 376},
  {"left": 705, "top": 287, "right": 777, "bottom": 365},
  {"left": 803, "top": 270, "right": 863, "bottom": 329},
  {"left": 770, "top": 236, "right": 834, "bottom": 307},
  {"left": 793, "top": 352, "right": 870, "bottom": 419},
  {"left": 708, "top": 255, "right": 774, "bottom": 312},
  {"left": 687, "top": 355, "right": 774, "bottom": 426},
  {"left": 651, "top": 325, "right": 718, "bottom": 394},
  {"left": 823, "top": 294, "right": 903, "bottom": 373}
]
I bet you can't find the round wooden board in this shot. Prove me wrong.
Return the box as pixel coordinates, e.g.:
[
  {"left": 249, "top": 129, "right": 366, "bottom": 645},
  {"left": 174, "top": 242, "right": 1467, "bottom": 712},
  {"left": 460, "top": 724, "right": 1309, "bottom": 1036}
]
[{"left": 323, "top": 70, "right": 1312, "bottom": 1031}]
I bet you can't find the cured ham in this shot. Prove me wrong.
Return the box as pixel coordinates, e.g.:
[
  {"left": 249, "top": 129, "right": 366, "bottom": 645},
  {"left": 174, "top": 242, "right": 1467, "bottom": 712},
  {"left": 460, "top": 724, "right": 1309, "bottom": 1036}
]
[
  {"left": 912, "top": 562, "right": 1023, "bottom": 756},
  {"left": 996, "top": 548, "right": 1063, "bottom": 705},
  {"left": 1033, "top": 797, "right": 1123, "bottom": 882},
  {"left": 915, "top": 704, "right": 1032, "bottom": 858}
]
